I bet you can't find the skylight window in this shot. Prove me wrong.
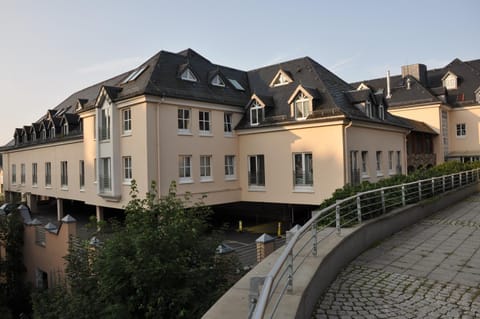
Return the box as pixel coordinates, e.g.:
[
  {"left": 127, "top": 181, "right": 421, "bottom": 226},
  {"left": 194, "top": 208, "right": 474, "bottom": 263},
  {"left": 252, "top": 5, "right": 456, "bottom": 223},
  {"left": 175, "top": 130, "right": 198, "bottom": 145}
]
[
  {"left": 211, "top": 74, "right": 225, "bottom": 87},
  {"left": 228, "top": 78, "right": 245, "bottom": 91},
  {"left": 121, "top": 65, "right": 148, "bottom": 84},
  {"left": 181, "top": 68, "right": 198, "bottom": 82}
]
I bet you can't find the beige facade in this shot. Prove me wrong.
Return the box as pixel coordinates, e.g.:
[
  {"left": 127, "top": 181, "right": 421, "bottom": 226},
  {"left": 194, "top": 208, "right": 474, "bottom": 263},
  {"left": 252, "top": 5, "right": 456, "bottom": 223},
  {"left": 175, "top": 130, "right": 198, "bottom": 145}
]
[{"left": 448, "top": 105, "right": 480, "bottom": 159}]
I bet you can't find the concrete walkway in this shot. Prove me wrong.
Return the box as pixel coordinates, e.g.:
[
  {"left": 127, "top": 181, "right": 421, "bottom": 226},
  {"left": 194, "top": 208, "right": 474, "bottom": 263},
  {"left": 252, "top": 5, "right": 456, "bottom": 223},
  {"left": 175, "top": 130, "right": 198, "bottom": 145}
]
[{"left": 313, "top": 194, "right": 480, "bottom": 318}]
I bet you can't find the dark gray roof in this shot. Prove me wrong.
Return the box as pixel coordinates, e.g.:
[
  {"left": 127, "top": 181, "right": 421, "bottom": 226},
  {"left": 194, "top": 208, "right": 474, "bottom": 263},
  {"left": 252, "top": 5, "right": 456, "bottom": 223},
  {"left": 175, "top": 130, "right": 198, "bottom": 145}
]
[
  {"left": 400, "top": 118, "right": 438, "bottom": 135},
  {"left": 237, "top": 57, "right": 409, "bottom": 129},
  {"left": 353, "top": 58, "right": 480, "bottom": 108}
]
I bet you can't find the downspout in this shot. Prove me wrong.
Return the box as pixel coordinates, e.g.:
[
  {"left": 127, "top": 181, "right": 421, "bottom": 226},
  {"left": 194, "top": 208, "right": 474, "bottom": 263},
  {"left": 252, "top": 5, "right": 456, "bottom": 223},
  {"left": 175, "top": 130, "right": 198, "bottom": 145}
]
[{"left": 343, "top": 120, "right": 354, "bottom": 185}]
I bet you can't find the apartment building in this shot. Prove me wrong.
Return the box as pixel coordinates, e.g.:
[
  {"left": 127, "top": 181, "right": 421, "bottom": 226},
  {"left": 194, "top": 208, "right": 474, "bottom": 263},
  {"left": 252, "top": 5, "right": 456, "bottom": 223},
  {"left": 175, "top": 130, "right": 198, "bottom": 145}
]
[
  {"left": 353, "top": 58, "right": 480, "bottom": 171},
  {"left": 1, "top": 49, "right": 411, "bottom": 222}
]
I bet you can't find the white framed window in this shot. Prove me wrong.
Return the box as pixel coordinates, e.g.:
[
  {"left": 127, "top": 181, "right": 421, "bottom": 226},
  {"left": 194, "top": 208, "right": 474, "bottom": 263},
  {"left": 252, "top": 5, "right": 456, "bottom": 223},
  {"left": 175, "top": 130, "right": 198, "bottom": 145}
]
[
  {"left": 123, "top": 156, "right": 132, "bottom": 183},
  {"left": 100, "top": 158, "right": 111, "bottom": 192},
  {"left": 20, "top": 163, "right": 26, "bottom": 185},
  {"left": 50, "top": 126, "right": 56, "bottom": 139},
  {"left": 443, "top": 74, "right": 457, "bottom": 90},
  {"left": 100, "top": 108, "right": 111, "bottom": 140},
  {"left": 11, "top": 164, "right": 16, "bottom": 184},
  {"left": 361, "top": 151, "right": 368, "bottom": 177},
  {"left": 181, "top": 68, "right": 197, "bottom": 82},
  {"left": 60, "top": 161, "right": 68, "bottom": 188},
  {"left": 79, "top": 160, "right": 85, "bottom": 190},
  {"left": 200, "top": 155, "right": 213, "bottom": 182},
  {"left": 211, "top": 74, "right": 225, "bottom": 87},
  {"left": 396, "top": 151, "right": 402, "bottom": 174},
  {"left": 199, "top": 111, "right": 211, "bottom": 135},
  {"left": 294, "top": 92, "right": 311, "bottom": 120},
  {"left": 122, "top": 108, "right": 132, "bottom": 134},
  {"left": 224, "top": 113, "right": 233, "bottom": 135},
  {"left": 45, "top": 162, "right": 51, "bottom": 187},
  {"left": 293, "top": 153, "right": 313, "bottom": 188},
  {"left": 224, "top": 155, "right": 236, "bottom": 180},
  {"left": 388, "top": 151, "right": 394, "bottom": 174},
  {"left": 456, "top": 123, "right": 466, "bottom": 137},
  {"left": 376, "top": 151, "right": 383, "bottom": 176},
  {"left": 250, "top": 101, "right": 263, "bottom": 126},
  {"left": 32, "top": 163, "right": 38, "bottom": 186},
  {"left": 178, "top": 108, "right": 191, "bottom": 134},
  {"left": 179, "top": 155, "right": 193, "bottom": 184},
  {"left": 62, "top": 122, "right": 69, "bottom": 136},
  {"left": 248, "top": 155, "right": 265, "bottom": 188}
]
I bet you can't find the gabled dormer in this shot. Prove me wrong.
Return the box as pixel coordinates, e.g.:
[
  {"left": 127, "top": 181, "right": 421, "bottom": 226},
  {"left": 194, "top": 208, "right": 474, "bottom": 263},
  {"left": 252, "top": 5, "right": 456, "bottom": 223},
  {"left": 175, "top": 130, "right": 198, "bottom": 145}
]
[
  {"left": 270, "top": 69, "right": 293, "bottom": 87},
  {"left": 247, "top": 94, "right": 270, "bottom": 126},
  {"left": 14, "top": 128, "right": 23, "bottom": 145},
  {"left": 75, "top": 99, "right": 88, "bottom": 112},
  {"left": 210, "top": 73, "right": 225, "bottom": 87},
  {"left": 39, "top": 120, "right": 48, "bottom": 140},
  {"left": 356, "top": 83, "right": 370, "bottom": 91},
  {"left": 287, "top": 85, "right": 319, "bottom": 120},
  {"left": 442, "top": 71, "right": 458, "bottom": 90},
  {"left": 22, "top": 126, "right": 31, "bottom": 143},
  {"left": 179, "top": 64, "right": 198, "bottom": 82}
]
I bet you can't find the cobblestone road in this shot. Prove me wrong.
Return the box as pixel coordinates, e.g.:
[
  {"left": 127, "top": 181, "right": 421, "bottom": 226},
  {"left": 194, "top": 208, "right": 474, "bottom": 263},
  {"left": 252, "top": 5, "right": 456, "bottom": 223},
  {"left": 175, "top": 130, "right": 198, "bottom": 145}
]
[{"left": 314, "top": 194, "right": 480, "bottom": 318}]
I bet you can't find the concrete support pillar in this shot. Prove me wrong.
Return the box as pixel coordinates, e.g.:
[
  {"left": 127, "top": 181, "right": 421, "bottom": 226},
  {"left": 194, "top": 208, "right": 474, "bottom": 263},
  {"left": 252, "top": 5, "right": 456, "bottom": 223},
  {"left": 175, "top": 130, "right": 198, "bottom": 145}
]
[
  {"left": 56, "top": 198, "right": 64, "bottom": 221},
  {"left": 26, "top": 193, "right": 38, "bottom": 212},
  {"left": 256, "top": 233, "right": 275, "bottom": 263},
  {"left": 96, "top": 206, "right": 104, "bottom": 222}
]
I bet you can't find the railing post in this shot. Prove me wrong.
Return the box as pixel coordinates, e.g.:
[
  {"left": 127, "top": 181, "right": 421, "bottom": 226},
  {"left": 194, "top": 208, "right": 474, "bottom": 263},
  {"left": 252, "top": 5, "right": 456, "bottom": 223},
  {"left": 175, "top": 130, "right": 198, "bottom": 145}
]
[
  {"left": 249, "top": 277, "right": 265, "bottom": 318},
  {"left": 442, "top": 176, "right": 445, "bottom": 193},
  {"left": 477, "top": 169, "right": 479, "bottom": 182},
  {"left": 418, "top": 181, "right": 422, "bottom": 201},
  {"left": 356, "top": 195, "right": 362, "bottom": 223},
  {"left": 335, "top": 204, "right": 341, "bottom": 236},
  {"left": 287, "top": 250, "right": 293, "bottom": 292},
  {"left": 311, "top": 222, "right": 317, "bottom": 257},
  {"left": 431, "top": 177, "right": 435, "bottom": 196},
  {"left": 381, "top": 189, "right": 386, "bottom": 213},
  {"left": 401, "top": 184, "right": 406, "bottom": 206},
  {"left": 460, "top": 173, "right": 462, "bottom": 186},
  {"left": 451, "top": 175, "right": 454, "bottom": 188}
]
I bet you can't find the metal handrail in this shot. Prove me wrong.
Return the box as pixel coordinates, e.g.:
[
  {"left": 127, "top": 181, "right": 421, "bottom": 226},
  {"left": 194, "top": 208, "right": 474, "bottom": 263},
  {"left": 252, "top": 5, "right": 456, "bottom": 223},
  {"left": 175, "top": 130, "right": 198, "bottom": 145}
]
[{"left": 250, "top": 168, "right": 480, "bottom": 319}]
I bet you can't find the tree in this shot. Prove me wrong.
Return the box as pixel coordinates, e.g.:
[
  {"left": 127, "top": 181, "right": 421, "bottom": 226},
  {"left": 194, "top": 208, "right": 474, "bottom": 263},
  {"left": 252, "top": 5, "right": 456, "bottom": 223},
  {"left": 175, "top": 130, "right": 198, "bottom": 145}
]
[
  {"left": 0, "top": 210, "right": 30, "bottom": 318},
  {"left": 32, "top": 181, "right": 240, "bottom": 319}
]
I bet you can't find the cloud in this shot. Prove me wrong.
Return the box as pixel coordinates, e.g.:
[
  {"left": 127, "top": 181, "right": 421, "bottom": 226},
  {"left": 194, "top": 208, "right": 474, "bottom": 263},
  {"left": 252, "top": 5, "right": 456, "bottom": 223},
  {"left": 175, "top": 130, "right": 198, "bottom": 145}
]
[{"left": 76, "top": 56, "right": 144, "bottom": 75}]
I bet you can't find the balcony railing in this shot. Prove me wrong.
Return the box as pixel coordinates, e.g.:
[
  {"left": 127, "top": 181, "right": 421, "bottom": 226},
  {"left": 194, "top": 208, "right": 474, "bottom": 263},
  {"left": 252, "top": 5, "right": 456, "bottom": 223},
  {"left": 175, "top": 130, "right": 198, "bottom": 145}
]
[{"left": 249, "top": 168, "right": 480, "bottom": 319}]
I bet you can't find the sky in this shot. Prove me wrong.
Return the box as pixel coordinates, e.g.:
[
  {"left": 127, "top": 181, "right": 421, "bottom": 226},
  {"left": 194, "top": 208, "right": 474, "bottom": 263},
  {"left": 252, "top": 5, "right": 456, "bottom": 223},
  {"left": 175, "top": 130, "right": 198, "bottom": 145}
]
[{"left": 1, "top": 0, "right": 479, "bottom": 145}]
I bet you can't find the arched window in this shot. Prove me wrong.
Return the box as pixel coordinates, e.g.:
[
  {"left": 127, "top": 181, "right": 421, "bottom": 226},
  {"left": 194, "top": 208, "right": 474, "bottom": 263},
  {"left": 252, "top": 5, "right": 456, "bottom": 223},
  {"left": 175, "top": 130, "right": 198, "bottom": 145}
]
[
  {"left": 250, "top": 100, "right": 264, "bottom": 126},
  {"left": 294, "top": 92, "right": 311, "bottom": 119}
]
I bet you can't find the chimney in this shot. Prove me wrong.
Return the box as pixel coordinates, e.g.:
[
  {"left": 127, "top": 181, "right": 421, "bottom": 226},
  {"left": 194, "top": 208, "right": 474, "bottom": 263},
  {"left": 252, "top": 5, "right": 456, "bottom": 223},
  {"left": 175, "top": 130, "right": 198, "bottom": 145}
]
[
  {"left": 386, "top": 70, "right": 392, "bottom": 99},
  {"left": 401, "top": 64, "right": 428, "bottom": 85}
]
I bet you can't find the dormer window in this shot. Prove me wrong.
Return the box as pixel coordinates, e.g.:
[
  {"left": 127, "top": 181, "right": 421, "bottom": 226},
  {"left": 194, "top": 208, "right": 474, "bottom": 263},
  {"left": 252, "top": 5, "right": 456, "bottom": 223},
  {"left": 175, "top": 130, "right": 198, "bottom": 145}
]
[
  {"left": 365, "top": 101, "right": 372, "bottom": 118},
  {"left": 250, "top": 100, "right": 264, "bottom": 126},
  {"left": 211, "top": 74, "right": 225, "bottom": 87},
  {"left": 32, "top": 131, "right": 36, "bottom": 141},
  {"left": 270, "top": 69, "right": 293, "bottom": 87},
  {"left": 294, "top": 92, "right": 311, "bottom": 120},
  {"left": 379, "top": 104, "right": 385, "bottom": 120},
  {"left": 62, "top": 122, "right": 69, "bottom": 136},
  {"left": 181, "top": 68, "right": 197, "bottom": 82},
  {"left": 442, "top": 72, "right": 458, "bottom": 90},
  {"left": 50, "top": 126, "right": 56, "bottom": 139},
  {"left": 41, "top": 128, "right": 47, "bottom": 140}
]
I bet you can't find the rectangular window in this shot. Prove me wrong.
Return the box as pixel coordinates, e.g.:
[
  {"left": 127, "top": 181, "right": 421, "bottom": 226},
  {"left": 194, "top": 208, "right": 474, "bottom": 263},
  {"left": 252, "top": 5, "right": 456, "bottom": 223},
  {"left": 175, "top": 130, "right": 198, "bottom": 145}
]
[
  {"left": 179, "top": 155, "right": 192, "bottom": 183},
  {"left": 11, "top": 164, "right": 16, "bottom": 184},
  {"left": 100, "top": 108, "right": 111, "bottom": 140},
  {"left": 293, "top": 153, "right": 313, "bottom": 187},
  {"left": 388, "top": 151, "right": 394, "bottom": 173},
  {"left": 100, "top": 158, "right": 111, "bottom": 192},
  {"left": 123, "top": 156, "right": 132, "bottom": 183},
  {"left": 361, "top": 151, "right": 368, "bottom": 176},
  {"left": 60, "top": 161, "right": 68, "bottom": 188},
  {"left": 178, "top": 108, "right": 191, "bottom": 133},
  {"left": 122, "top": 108, "right": 132, "bottom": 134},
  {"left": 224, "top": 155, "right": 236, "bottom": 180},
  {"left": 45, "top": 162, "right": 51, "bottom": 186},
  {"left": 199, "top": 111, "right": 211, "bottom": 135},
  {"left": 376, "top": 151, "right": 382, "bottom": 176},
  {"left": 200, "top": 155, "right": 212, "bottom": 181},
  {"left": 32, "top": 163, "right": 38, "bottom": 186},
  {"left": 250, "top": 102, "right": 263, "bottom": 126},
  {"left": 20, "top": 164, "right": 26, "bottom": 185},
  {"left": 224, "top": 113, "right": 233, "bottom": 135},
  {"left": 79, "top": 160, "right": 85, "bottom": 189},
  {"left": 248, "top": 155, "right": 265, "bottom": 187},
  {"left": 456, "top": 123, "right": 466, "bottom": 137}
]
